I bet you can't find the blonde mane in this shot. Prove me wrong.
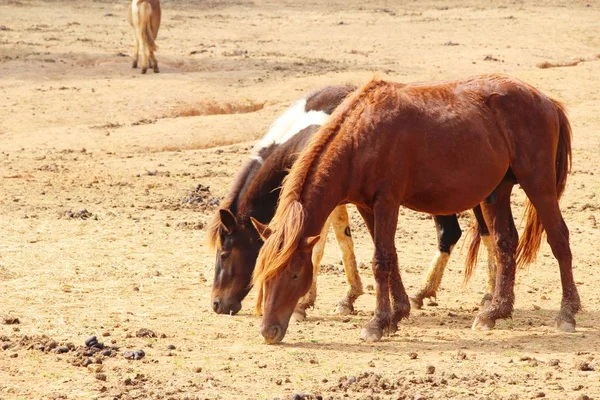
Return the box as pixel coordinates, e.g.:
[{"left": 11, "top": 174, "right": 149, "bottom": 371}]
[{"left": 252, "top": 78, "right": 389, "bottom": 314}]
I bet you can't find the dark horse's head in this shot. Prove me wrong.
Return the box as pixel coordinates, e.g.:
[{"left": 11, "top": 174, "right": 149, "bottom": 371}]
[{"left": 208, "top": 209, "right": 262, "bottom": 315}]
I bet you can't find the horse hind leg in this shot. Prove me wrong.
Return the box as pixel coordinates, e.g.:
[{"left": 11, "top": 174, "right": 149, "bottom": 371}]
[
  {"left": 330, "top": 206, "right": 363, "bottom": 315},
  {"left": 293, "top": 217, "right": 331, "bottom": 322},
  {"left": 515, "top": 178, "right": 580, "bottom": 331},
  {"left": 410, "top": 215, "right": 461, "bottom": 309},
  {"left": 472, "top": 205, "right": 498, "bottom": 308},
  {"left": 472, "top": 182, "right": 518, "bottom": 330},
  {"left": 132, "top": 36, "right": 139, "bottom": 68}
]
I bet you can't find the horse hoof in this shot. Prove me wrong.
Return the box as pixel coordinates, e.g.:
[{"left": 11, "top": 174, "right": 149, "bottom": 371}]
[
  {"left": 409, "top": 296, "right": 423, "bottom": 310},
  {"left": 141, "top": 68, "right": 147, "bottom": 74},
  {"left": 132, "top": 62, "right": 138, "bottom": 69},
  {"left": 153, "top": 67, "right": 159, "bottom": 73},
  {"left": 471, "top": 315, "right": 495, "bottom": 331},
  {"left": 334, "top": 303, "right": 353, "bottom": 315},
  {"left": 556, "top": 319, "right": 576, "bottom": 332},
  {"left": 360, "top": 327, "right": 383, "bottom": 342},
  {"left": 291, "top": 309, "right": 306, "bottom": 322}
]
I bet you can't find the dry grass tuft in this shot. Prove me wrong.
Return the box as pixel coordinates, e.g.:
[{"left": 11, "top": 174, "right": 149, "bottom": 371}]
[{"left": 172, "top": 99, "right": 266, "bottom": 118}]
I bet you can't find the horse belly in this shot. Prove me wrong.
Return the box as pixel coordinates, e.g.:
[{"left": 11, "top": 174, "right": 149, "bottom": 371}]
[{"left": 400, "top": 131, "right": 509, "bottom": 215}]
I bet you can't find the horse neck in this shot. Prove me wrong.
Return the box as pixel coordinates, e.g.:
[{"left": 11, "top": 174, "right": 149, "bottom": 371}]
[{"left": 297, "top": 147, "right": 350, "bottom": 238}]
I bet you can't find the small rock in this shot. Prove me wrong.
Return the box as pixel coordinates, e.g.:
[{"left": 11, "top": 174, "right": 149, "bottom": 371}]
[
  {"left": 534, "top": 392, "right": 545, "bottom": 398},
  {"left": 82, "top": 358, "right": 93, "bottom": 367},
  {"left": 55, "top": 347, "right": 69, "bottom": 354},
  {"left": 193, "top": 367, "right": 202, "bottom": 373},
  {"left": 275, "top": 379, "right": 282, "bottom": 385},
  {"left": 426, "top": 365, "right": 435, "bottom": 374},
  {"left": 548, "top": 359, "right": 560, "bottom": 366},
  {"left": 366, "top": 284, "right": 374, "bottom": 291},
  {"left": 427, "top": 300, "right": 438, "bottom": 307},
  {"left": 2, "top": 316, "right": 20, "bottom": 325},
  {"left": 576, "top": 395, "right": 591, "bottom": 400},
  {"left": 85, "top": 336, "right": 98, "bottom": 347},
  {"left": 136, "top": 328, "right": 156, "bottom": 338},
  {"left": 456, "top": 350, "right": 467, "bottom": 360},
  {"left": 166, "top": 344, "right": 176, "bottom": 350},
  {"left": 95, "top": 373, "right": 107, "bottom": 381},
  {"left": 409, "top": 352, "right": 418, "bottom": 359},
  {"left": 10, "top": 353, "right": 18, "bottom": 358},
  {"left": 576, "top": 361, "right": 594, "bottom": 371},
  {"left": 102, "top": 349, "right": 112, "bottom": 357}
]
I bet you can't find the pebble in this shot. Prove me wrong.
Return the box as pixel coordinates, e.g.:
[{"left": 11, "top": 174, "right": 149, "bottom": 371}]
[
  {"left": 55, "top": 347, "right": 69, "bottom": 354},
  {"left": 102, "top": 349, "right": 112, "bottom": 357},
  {"left": 136, "top": 328, "right": 156, "bottom": 338},
  {"left": 534, "top": 392, "right": 545, "bottom": 398},
  {"left": 166, "top": 344, "right": 176, "bottom": 350},
  {"left": 576, "top": 361, "right": 594, "bottom": 371},
  {"left": 82, "top": 358, "right": 93, "bottom": 367},
  {"left": 426, "top": 365, "right": 436, "bottom": 375},
  {"left": 193, "top": 367, "right": 202, "bottom": 373},
  {"left": 95, "top": 373, "right": 107, "bottom": 381},
  {"left": 576, "top": 395, "right": 591, "bottom": 400},
  {"left": 408, "top": 352, "right": 418, "bottom": 360},
  {"left": 548, "top": 359, "right": 560, "bottom": 366}
]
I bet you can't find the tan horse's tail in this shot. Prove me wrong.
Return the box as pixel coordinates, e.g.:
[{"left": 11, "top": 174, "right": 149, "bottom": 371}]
[
  {"left": 463, "top": 215, "right": 481, "bottom": 284},
  {"left": 516, "top": 99, "right": 572, "bottom": 268},
  {"left": 139, "top": 2, "right": 157, "bottom": 53}
]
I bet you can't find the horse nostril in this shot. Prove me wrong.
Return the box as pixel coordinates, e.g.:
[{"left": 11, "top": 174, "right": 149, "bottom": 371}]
[
  {"left": 212, "top": 299, "right": 220, "bottom": 313},
  {"left": 270, "top": 325, "right": 281, "bottom": 339},
  {"left": 262, "top": 325, "right": 281, "bottom": 343}
]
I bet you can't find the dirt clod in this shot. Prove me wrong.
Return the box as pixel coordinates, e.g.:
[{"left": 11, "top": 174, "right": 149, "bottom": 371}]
[
  {"left": 2, "top": 316, "right": 20, "bottom": 325},
  {"left": 136, "top": 328, "right": 157, "bottom": 338},
  {"left": 576, "top": 361, "right": 594, "bottom": 371},
  {"left": 409, "top": 352, "right": 418, "bottom": 359},
  {"left": 425, "top": 365, "right": 435, "bottom": 374}
]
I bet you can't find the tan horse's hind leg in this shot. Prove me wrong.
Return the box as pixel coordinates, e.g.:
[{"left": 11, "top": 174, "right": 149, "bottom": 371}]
[
  {"left": 132, "top": 36, "right": 139, "bottom": 69},
  {"left": 292, "top": 216, "right": 331, "bottom": 321},
  {"left": 480, "top": 234, "right": 498, "bottom": 308},
  {"left": 330, "top": 206, "right": 363, "bottom": 315}
]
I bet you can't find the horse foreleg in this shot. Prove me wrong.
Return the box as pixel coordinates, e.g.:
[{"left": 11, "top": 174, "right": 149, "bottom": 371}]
[
  {"left": 410, "top": 215, "right": 461, "bottom": 309},
  {"left": 357, "top": 202, "right": 403, "bottom": 342},
  {"left": 472, "top": 182, "right": 517, "bottom": 330},
  {"left": 330, "top": 206, "right": 363, "bottom": 315},
  {"left": 293, "top": 217, "right": 330, "bottom": 321}
]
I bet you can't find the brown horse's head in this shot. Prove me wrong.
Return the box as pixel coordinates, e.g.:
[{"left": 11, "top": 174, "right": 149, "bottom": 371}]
[
  {"left": 210, "top": 209, "right": 262, "bottom": 315},
  {"left": 251, "top": 205, "right": 320, "bottom": 344}
]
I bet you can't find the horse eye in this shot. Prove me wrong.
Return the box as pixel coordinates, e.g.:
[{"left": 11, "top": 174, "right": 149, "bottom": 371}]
[
  {"left": 291, "top": 272, "right": 299, "bottom": 280},
  {"left": 220, "top": 251, "right": 231, "bottom": 260}
]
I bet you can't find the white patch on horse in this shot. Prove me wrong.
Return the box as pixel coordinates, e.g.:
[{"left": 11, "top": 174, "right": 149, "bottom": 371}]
[
  {"left": 253, "top": 99, "right": 329, "bottom": 152},
  {"left": 249, "top": 155, "right": 263, "bottom": 164}
]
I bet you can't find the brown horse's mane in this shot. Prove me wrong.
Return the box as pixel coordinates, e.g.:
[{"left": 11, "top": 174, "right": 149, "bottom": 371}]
[{"left": 252, "top": 78, "right": 389, "bottom": 314}]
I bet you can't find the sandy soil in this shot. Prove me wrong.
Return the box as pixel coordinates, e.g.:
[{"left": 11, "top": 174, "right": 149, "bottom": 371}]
[{"left": 1, "top": 0, "right": 599, "bottom": 399}]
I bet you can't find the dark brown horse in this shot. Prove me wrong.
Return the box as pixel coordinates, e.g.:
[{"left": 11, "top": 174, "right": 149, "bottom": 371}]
[
  {"left": 207, "top": 85, "right": 365, "bottom": 319},
  {"left": 207, "top": 86, "right": 497, "bottom": 320},
  {"left": 253, "top": 74, "right": 578, "bottom": 344}
]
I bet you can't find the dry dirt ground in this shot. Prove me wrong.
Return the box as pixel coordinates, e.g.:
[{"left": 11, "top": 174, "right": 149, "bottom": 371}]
[{"left": 1, "top": 0, "right": 600, "bottom": 399}]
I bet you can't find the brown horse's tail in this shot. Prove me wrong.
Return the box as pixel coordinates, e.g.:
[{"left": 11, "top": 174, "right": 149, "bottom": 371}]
[
  {"left": 139, "top": 2, "right": 157, "bottom": 53},
  {"left": 516, "top": 98, "right": 572, "bottom": 268}
]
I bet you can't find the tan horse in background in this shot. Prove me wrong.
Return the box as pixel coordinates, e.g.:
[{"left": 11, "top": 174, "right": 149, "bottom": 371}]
[{"left": 128, "top": 0, "right": 161, "bottom": 74}]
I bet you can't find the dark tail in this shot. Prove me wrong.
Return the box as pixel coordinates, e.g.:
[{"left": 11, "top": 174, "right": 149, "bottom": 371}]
[{"left": 515, "top": 98, "right": 572, "bottom": 267}]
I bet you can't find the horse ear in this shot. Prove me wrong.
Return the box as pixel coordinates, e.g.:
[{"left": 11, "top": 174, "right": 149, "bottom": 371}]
[
  {"left": 219, "top": 209, "right": 237, "bottom": 234},
  {"left": 250, "top": 217, "right": 272, "bottom": 241},
  {"left": 300, "top": 235, "right": 320, "bottom": 251}
]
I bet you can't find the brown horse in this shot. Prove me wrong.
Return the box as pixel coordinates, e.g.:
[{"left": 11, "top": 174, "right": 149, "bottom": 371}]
[
  {"left": 253, "top": 74, "right": 578, "bottom": 344},
  {"left": 128, "top": 0, "right": 161, "bottom": 74},
  {"left": 207, "top": 86, "right": 497, "bottom": 320}
]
